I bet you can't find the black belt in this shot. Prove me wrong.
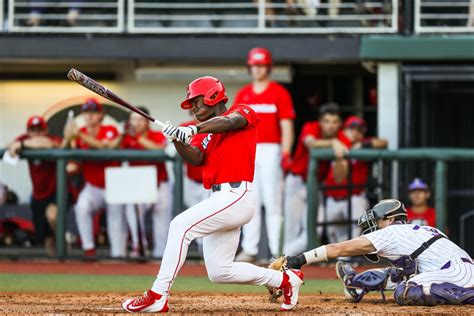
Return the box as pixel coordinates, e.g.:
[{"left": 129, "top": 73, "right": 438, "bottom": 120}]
[{"left": 211, "top": 182, "right": 242, "bottom": 192}]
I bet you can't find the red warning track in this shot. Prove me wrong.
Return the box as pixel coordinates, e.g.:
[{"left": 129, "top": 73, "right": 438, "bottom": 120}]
[{"left": 0, "top": 260, "right": 366, "bottom": 279}]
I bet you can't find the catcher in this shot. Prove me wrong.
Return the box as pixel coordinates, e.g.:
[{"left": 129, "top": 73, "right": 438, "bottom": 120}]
[{"left": 270, "top": 199, "right": 474, "bottom": 306}]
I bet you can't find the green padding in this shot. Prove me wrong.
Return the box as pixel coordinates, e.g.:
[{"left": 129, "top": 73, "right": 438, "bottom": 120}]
[{"left": 361, "top": 35, "right": 474, "bottom": 60}]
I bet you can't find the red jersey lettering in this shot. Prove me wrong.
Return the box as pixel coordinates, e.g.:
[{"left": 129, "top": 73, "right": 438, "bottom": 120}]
[
  {"left": 233, "top": 81, "right": 295, "bottom": 144},
  {"left": 121, "top": 130, "right": 168, "bottom": 185},
  {"left": 191, "top": 104, "right": 259, "bottom": 189},
  {"left": 76, "top": 125, "right": 119, "bottom": 188}
]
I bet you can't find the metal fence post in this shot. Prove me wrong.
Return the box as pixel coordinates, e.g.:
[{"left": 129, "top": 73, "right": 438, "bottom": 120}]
[
  {"left": 55, "top": 158, "right": 68, "bottom": 259},
  {"left": 307, "top": 157, "right": 319, "bottom": 249},
  {"left": 173, "top": 157, "right": 184, "bottom": 216},
  {"left": 435, "top": 160, "right": 447, "bottom": 231}
]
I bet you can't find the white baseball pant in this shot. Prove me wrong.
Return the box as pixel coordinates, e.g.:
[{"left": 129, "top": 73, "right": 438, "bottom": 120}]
[
  {"left": 151, "top": 182, "right": 283, "bottom": 296},
  {"left": 241, "top": 144, "right": 283, "bottom": 256},
  {"left": 283, "top": 173, "right": 307, "bottom": 256},
  {"left": 75, "top": 182, "right": 127, "bottom": 257},
  {"left": 410, "top": 258, "right": 474, "bottom": 294},
  {"left": 125, "top": 182, "right": 173, "bottom": 257},
  {"left": 324, "top": 193, "right": 369, "bottom": 243}
]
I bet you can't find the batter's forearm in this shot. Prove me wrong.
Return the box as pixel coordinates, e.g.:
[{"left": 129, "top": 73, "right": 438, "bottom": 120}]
[
  {"left": 173, "top": 141, "right": 203, "bottom": 166},
  {"left": 196, "top": 113, "right": 246, "bottom": 134}
]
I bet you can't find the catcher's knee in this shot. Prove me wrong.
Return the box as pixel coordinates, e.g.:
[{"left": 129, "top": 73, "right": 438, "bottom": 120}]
[{"left": 394, "top": 281, "right": 436, "bottom": 306}]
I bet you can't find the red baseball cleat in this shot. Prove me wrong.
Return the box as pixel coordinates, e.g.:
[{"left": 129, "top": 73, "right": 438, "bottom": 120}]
[
  {"left": 280, "top": 269, "right": 304, "bottom": 311},
  {"left": 122, "top": 290, "right": 169, "bottom": 313}
]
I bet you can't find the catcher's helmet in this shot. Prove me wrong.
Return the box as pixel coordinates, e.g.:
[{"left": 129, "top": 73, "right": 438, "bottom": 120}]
[
  {"left": 180, "top": 76, "right": 228, "bottom": 110},
  {"left": 358, "top": 199, "right": 408, "bottom": 235},
  {"left": 247, "top": 47, "right": 272, "bottom": 66}
]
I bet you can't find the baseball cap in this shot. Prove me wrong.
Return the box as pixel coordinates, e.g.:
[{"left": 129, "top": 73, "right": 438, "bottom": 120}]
[
  {"left": 26, "top": 115, "right": 47, "bottom": 130},
  {"left": 81, "top": 98, "right": 103, "bottom": 112},
  {"left": 408, "top": 178, "right": 429, "bottom": 191},
  {"left": 344, "top": 115, "right": 367, "bottom": 133}
]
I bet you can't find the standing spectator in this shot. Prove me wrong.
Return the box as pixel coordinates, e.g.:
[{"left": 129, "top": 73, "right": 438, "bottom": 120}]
[
  {"left": 234, "top": 47, "right": 296, "bottom": 262},
  {"left": 63, "top": 98, "right": 124, "bottom": 258},
  {"left": 27, "top": 0, "right": 82, "bottom": 27},
  {"left": 6, "top": 115, "right": 61, "bottom": 255},
  {"left": 120, "top": 107, "right": 172, "bottom": 258},
  {"left": 406, "top": 178, "right": 436, "bottom": 227},
  {"left": 180, "top": 115, "right": 209, "bottom": 208},
  {"left": 283, "top": 103, "right": 349, "bottom": 255},
  {"left": 323, "top": 116, "right": 387, "bottom": 243}
]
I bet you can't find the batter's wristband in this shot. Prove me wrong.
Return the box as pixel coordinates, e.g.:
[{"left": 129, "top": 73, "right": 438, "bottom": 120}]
[{"left": 303, "top": 246, "right": 328, "bottom": 264}]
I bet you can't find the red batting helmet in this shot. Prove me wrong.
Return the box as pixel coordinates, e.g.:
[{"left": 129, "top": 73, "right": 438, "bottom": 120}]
[
  {"left": 26, "top": 115, "right": 47, "bottom": 130},
  {"left": 180, "top": 76, "right": 228, "bottom": 110},
  {"left": 247, "top": 47, "right": 272, "bottom": 66}
]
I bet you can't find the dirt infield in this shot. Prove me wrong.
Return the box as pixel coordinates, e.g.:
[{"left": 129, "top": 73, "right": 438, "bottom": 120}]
[{"left": 0, "top": 292, "right": 470, "bottom": 314}]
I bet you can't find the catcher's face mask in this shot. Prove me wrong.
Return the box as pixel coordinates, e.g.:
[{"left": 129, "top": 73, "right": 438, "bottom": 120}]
[{"left": 358, "top": 209, "right": 379, "bottom": 235}]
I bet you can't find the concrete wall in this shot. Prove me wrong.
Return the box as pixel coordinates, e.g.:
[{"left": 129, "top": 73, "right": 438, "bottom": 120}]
[{"left": 0, "top": 67, "right": 244, "bottom": 202}]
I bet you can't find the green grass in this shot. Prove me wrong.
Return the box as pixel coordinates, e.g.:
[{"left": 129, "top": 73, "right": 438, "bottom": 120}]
[{"left": 0, "top": 273, "right": 342, "bottom": 294}]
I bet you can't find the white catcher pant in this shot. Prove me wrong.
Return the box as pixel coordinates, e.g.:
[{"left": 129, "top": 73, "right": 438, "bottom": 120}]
[
  {"left": 241, "top": 144, "right": 283, "bottom": 256},
  {"left": 409, "top": 258, "right": 474, "bottom": 294},
  {"left": 124, "top": 182, "right": 173, "bottom": 257},
  {"left": 75, "top": 182, "right": 127, "bottom": 257},
  {"left": 151, "top": 182, "right": 283, "bottom": 296},
  {"left": 324, "top": 193, "right": 369, "bottom": 243},
  {"left": 283, "top": 174, "right": 308, "bottom": 256}
]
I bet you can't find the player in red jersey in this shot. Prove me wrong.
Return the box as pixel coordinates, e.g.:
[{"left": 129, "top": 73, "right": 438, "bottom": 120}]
[
  {"left": 323, "top": 116, "right": 387, "bottom": 243},
  {"left": 120, "top": 106, "right": 172, "bottom": 258},
  {"left": 63, "top": 98, "right": 124, "bottom": 258},
  {"left": 406, "top": 178, "right": 436, "bottom": 227},
  {"left": 7, "top": 115, "right": 61, "bottom": 255},
  {"left": 234, "top": 47, "right": 296, "bottom": 261},
  {"left": 122, "top": 76, "right": 303, "bottom": 313},
  {"left": 283, "top": 103, "right": 350, "bottom": 255}
]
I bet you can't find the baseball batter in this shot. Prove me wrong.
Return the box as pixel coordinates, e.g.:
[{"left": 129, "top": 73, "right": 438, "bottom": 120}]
[
  {"left": 63, "top": 98, "right": 125, "bottom": 258},
  {"left": 234, "top": 47, "right": 296, "bottom": 261},
  {"left": 283, "top": 199, "right": 474, "bottom": 306},
  {"left": 284, "top": 103, "right": 350, "bottom": 255},
  {"left": 122, "top": 76, "right": 303, "bottom": 313},
  {"left": 120, "top": 107, "right": 172, "bottom": 258}
]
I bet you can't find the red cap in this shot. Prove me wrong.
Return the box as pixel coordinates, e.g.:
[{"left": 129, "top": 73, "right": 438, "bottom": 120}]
[
  {"left": 344, "top": 116, "right": 367, "bottom": 133},
  {"left": 247, "top": 47, "right": 272, "bottom": 66},
  {"left": 26, "top": 115, "right": 47, "bottom": 130},
  {"left": 180, "top": 76, "right": 228, "bottom": 110},
  {"left": 81, "top": 98, "right": 103, "bottom": 112}
]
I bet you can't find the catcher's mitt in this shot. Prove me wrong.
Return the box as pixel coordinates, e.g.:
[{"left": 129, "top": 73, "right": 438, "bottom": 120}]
[{"left": 266, "top": 256, "right": 288, "bottom": 302}]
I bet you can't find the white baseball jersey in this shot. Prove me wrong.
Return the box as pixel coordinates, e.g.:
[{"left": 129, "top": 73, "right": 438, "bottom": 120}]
[{"left": 364, "top": 224, "right": 471, "bottom": 273}]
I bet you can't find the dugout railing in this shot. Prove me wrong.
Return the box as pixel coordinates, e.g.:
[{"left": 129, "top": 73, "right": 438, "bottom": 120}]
[
  {"left": 0, "top": 149, "right": 184, "bottom": 259},
  {"left": 306, "top": 148, "right": 474, "bottom": 249}
]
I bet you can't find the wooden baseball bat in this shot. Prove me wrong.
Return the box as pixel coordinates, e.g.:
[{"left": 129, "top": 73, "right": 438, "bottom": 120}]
[{"left": 67, "top": 68, "right": 166, "bottom": 129}]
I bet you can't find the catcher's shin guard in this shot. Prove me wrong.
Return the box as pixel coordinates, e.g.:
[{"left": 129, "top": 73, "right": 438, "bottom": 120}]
[
  {"left": 336, "top": 261, "right": 392, "bottom": 302},
  {"left": 394, "top": 281, "right": 435, "bottom": 306}
]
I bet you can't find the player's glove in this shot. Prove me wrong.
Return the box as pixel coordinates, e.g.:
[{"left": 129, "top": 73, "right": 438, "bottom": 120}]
[
  {"left": 266, "top": 256, "right": 288, "bottom": 302},
  {"left": 281, "top": 152, "right": 293, "bottom": 173},
  {"left": 175, "top": 125, "right": 198, "bottom": 144},
  {"left": 162, "top": 122, "right": 178, "bottom": 141}
]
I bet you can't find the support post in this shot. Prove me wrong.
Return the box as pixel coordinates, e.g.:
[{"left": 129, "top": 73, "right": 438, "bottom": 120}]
[
  {"left": 307, "top": 157, "right": 319, "bottom": 249},
  {"left": 173, "top": 157, "right": 184, "bottom": 216},
  {"left": 55, "top": 158, "right": 68, "bottom": 259},
  {"left": 435, "top": 160, "right": 447, "bottom": 231}
]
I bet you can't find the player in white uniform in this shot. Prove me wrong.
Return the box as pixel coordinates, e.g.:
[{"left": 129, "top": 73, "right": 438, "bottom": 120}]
[{"left": 283, "top": 199, "right": 474, "bottom": 306}]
